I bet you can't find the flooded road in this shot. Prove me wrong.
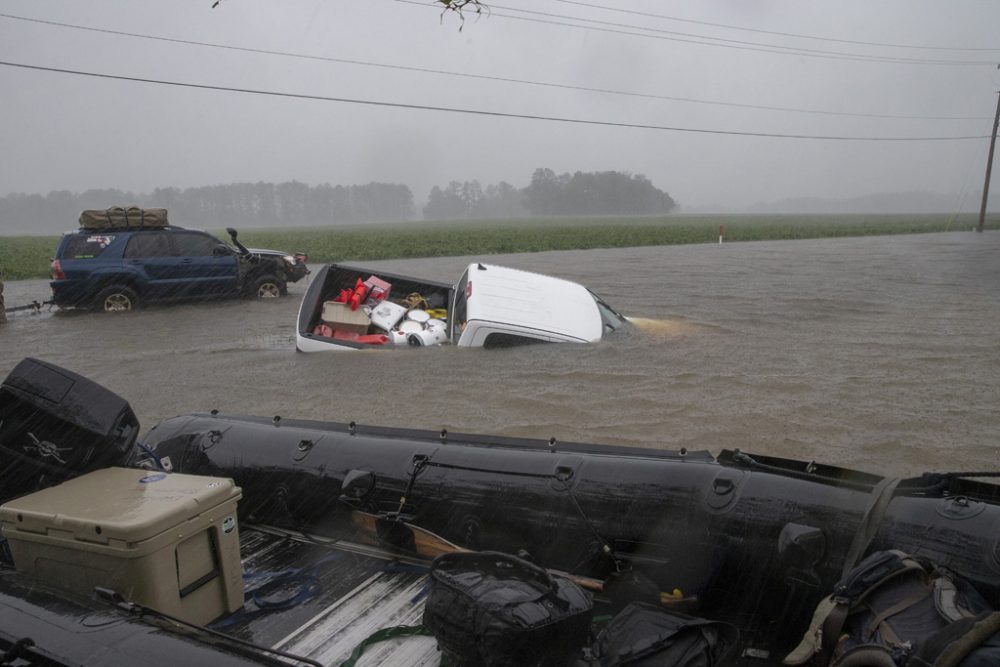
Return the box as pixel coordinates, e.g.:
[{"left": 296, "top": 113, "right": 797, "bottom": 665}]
[{"left": 2, "top": 231, "right": 998, "bottom": 477}]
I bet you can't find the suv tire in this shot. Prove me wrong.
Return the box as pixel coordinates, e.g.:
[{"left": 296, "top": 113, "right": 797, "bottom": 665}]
[
  {"left": 246, "top": 274, "right": 286, "bottom": 299},
  {"left": 93, "top": 285, "right": 139, "bottom": 313}
]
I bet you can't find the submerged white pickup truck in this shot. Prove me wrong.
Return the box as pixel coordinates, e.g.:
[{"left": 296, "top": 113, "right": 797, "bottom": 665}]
[{"left": 295, "top": 262, "right": 628, "bottom": 352}]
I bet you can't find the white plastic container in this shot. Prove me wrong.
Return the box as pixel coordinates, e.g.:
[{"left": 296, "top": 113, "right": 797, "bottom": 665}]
[
  {"left": 406, "top": 309, "right": 431, "bottom": 324},
  {"left": 370, "top": 301, "right": 407, "bottom": 331},
  {"left": 399, "top": 320, "right": 424, "bottom": 335},
  {"left": 408, "top": 327, "right": 450, "bottom": 346}
]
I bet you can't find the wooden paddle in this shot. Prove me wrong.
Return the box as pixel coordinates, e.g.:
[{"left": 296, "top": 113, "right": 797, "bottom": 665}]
[{"left": 350, "top": 510, "right": 691, "bottom": 606}]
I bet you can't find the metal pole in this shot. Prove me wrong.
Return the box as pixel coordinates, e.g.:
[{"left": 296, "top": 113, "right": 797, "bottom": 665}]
[{"left": 977, "top": 91, "right": 1000, "bottom": 233}]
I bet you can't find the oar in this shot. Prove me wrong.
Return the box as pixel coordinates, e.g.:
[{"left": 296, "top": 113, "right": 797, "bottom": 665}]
[{"left": 350, "top": 510, "right": 692, "bottom": 607}]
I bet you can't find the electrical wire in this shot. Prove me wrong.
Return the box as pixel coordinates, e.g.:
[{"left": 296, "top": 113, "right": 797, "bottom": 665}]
[
  {"left": 552, "top": 0, "right": 1000, "bottom": 53},
  {"left": 0, "top": 60, "right": 989, "bottom": 142},
  {"left": 0, "top": 12, "right": 990, "bottom": 121},
  {"left": 395, "top": 0, "right": 999, "bottom": 67}
]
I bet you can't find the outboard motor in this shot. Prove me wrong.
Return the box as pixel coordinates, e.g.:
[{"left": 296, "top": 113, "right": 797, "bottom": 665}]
[{"left": 0, "top": 358, "right": 139, "bottom": 504}]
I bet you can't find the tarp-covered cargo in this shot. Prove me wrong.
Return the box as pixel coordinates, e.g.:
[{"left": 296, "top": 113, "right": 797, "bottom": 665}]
[{"left": 79, "top": 206, "right": 168, "bottom": 229}]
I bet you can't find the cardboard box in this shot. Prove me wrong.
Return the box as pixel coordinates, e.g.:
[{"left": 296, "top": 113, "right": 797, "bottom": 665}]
[
  {"left": 322, "top": 300, "right": 371, "bottom": 333},
  {"left": 0, "top": 468, "right": 243, "bottom": 625}
]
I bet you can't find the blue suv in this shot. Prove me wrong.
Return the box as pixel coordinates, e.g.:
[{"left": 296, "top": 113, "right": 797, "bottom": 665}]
[{"left": 50, "top": 226, "right": 309, "bottom": 312}]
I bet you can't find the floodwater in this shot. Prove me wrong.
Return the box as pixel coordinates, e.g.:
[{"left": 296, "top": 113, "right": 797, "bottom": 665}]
[{"left": 1, "top": 231, "right": 998, "bottom": 477}]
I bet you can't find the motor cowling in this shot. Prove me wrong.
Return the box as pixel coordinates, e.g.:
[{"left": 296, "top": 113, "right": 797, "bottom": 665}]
[{"left": 0, "top": 358, "right": 139, "bottom": 504}]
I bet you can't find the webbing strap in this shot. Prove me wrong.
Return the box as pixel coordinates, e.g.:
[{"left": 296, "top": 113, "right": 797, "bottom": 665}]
[
  {"left": 864, "top": 582, "right": 933, "bottom": 642},
  {"left": 841, "top": 477, "right": 901, "bottom": 579},
  {"left": 339, "top": 625, "right": 442, "bottom": 667},
  {"left": 820, "top": 601, "right": 850, "bottom": 658}
]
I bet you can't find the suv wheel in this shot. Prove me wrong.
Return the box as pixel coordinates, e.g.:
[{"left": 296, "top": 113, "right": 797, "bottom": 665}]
[
  {"left": 94, "top": 285, "right": 139, "bottom": 313},
  {"left": 247, "top": 275, "right": 286, "bottom": 299}
]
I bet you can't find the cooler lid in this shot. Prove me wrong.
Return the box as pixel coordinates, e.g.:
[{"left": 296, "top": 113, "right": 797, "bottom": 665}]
[{"left": 0, "top": 468, "right": 240, "bottom": 544}]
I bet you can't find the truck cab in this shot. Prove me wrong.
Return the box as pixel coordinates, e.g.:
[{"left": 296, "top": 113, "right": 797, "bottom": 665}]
[{"left": 450, "top": 263, "right": 623, "bottom": 347}]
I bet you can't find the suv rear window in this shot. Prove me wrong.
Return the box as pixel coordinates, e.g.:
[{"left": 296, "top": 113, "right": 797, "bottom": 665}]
[{"left": 62, "top": 234, "right": 117, "bottom": 259}]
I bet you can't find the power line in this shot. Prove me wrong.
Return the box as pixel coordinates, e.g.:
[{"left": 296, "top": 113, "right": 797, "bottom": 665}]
[
  {"left": 468, "top": 1, "right": 998, "bottom": 66},
  {"left": 0, "top": 12, "right": 987, "bottom": 122},
  {"left": 393, "top": 0, "right": 996, "bottom": 67},
  {"left": 0, "top": 60, "right": 989, "bottom": 142},
  {"left": 552, "top": 0, "right": 1000, "bottom": 53}
]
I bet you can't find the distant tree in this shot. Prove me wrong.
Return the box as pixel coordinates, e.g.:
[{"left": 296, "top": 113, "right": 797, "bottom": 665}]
[
  {"left": 522, "top": 168, "right": 676, "bottom": 216},
  {"left": 423, "top": 182, "right": 469, "bottom": 219},
  {"left": 522, "top": 168, "right": 567, "bottom": 215},
  {"left": 423, "top": 179, "right": 527, "bottom": 220},
  {"left": 481, "top": 181, "right": 527, "bottom": 218}
]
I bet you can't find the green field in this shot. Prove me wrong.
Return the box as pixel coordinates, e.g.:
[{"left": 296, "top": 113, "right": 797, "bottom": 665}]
[{"left": 2, "top": 213, "right": 997, "bottom": 281}]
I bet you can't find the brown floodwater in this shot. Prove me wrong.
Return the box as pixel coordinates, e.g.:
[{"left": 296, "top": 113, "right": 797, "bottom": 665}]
[{"left": 2, "top": 231, "right": 998, "bottom": 477}]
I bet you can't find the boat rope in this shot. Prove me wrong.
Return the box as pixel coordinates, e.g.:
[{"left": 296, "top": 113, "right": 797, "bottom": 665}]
[
  {"left": 728, "top": 450, "right": 876, "bottom": 492},
  {"left": 212, "top": 551, "right": 343, "bottom": 629},
  {"left": 94, "top": 587, "right": 324, "bottom": 667},
  {"left": 554, "top": 476, "right": 619, "bottom": 569},
  {"left": 339, "top": 625, "right": 446, "bottom": 667},
  {"left": 399, "top": 455, "right": 617, "bottom": 569}
]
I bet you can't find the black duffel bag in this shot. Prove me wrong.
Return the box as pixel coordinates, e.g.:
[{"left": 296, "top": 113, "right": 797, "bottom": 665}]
[
  {"left": 592, "top": 602, "right": 740, "bottom": 667},
  {"left": 423, "top": 551, "right": 594, "bottom": 667}
]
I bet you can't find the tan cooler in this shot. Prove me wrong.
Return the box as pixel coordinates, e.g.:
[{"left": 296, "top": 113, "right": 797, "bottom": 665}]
[{"left": 0, "top": 467, "right": 243, "bottom": 625}]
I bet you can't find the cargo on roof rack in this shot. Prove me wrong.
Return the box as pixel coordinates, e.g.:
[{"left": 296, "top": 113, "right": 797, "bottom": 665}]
[{"left": 79, "top": 206, "right": 169, "bottom": 230}]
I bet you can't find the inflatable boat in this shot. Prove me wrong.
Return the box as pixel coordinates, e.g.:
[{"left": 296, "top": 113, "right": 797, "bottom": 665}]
[{"left": 0, "top": 358, "right": 998, "bottom": 666}]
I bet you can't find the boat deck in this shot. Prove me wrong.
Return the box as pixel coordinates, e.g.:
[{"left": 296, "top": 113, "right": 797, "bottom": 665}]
[{"left": 223, "top": 526, "right": 442, "bottom": 666}]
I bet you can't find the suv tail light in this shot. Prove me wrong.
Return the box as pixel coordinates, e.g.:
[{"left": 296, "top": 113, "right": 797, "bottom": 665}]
[{"left": 50, "top": 259, "right": 65, "bottom": 280}]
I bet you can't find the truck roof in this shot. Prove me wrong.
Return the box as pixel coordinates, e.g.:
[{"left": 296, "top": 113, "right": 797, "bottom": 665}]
[{"left": 463, "top": 263, "right": 604, "bottom": 342}]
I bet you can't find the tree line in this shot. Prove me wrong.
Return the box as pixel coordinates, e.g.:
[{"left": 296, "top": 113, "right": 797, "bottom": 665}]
[
  {"left": 0, "top": 181, "right": 414, "bottom": 231},
  {"left": 0, "top": 169, "right": 676, "bottom": 232},
  {"left": 424, "top": 168, "right": 677, "bottom": 219}
]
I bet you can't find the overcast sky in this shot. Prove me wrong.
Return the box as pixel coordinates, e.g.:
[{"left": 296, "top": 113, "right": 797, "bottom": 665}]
[{"left": 2, "top": 0, "right": 999, "bottom": 221}]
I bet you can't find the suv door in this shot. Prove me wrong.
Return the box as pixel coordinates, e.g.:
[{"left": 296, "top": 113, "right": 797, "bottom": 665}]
[
  {"left": 168, "top": 231, "right": 239, "bottom": 298},
  {"left": 122, "top": 231, "right": 180, "bottom": 301}
]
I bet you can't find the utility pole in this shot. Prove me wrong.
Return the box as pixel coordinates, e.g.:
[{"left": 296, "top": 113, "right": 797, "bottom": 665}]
[{"left": 978, "top": 90, "right": 1000, "bottom": 233}]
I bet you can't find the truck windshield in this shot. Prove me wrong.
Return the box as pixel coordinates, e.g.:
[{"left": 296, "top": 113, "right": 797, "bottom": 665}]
[{"left": 590, "top": 290, "right": 628, "bottom": 336}]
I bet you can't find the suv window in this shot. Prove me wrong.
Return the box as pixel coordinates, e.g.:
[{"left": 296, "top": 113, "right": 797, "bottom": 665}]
[
  {"left": 124, "top": 232, "right": 171, "bottom": 259},
  {"left": 63, "top": 234, "right": 117, "bottom": 259},
  {"left": 172, "top": 232, "right": 220, "bottom": 257}
]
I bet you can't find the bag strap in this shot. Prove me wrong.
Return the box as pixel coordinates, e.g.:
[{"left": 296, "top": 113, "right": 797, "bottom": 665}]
[
  {"left": 863, "top": 581, "right": 933, "bottom": 642},
  {"left": 908, "top": 611, "right": 1000, "bottom": 667},
  {"left": 841, "top": 477, "right": 901, "bottom": 579}
]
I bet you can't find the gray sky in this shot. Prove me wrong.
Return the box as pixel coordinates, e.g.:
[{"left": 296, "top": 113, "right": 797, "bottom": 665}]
[{"left": 2, "top": 0, "right": 999, "bottom": 221}]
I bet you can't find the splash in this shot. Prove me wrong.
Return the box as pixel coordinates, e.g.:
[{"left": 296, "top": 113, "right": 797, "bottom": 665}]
[{"left": 627, "top": 317, "right": 703, "bottom": 337}]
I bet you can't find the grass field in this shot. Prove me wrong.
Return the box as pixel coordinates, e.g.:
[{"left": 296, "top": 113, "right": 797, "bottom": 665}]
[{"left": 2, "top": 213, "right": 997, "bottom": 281}]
